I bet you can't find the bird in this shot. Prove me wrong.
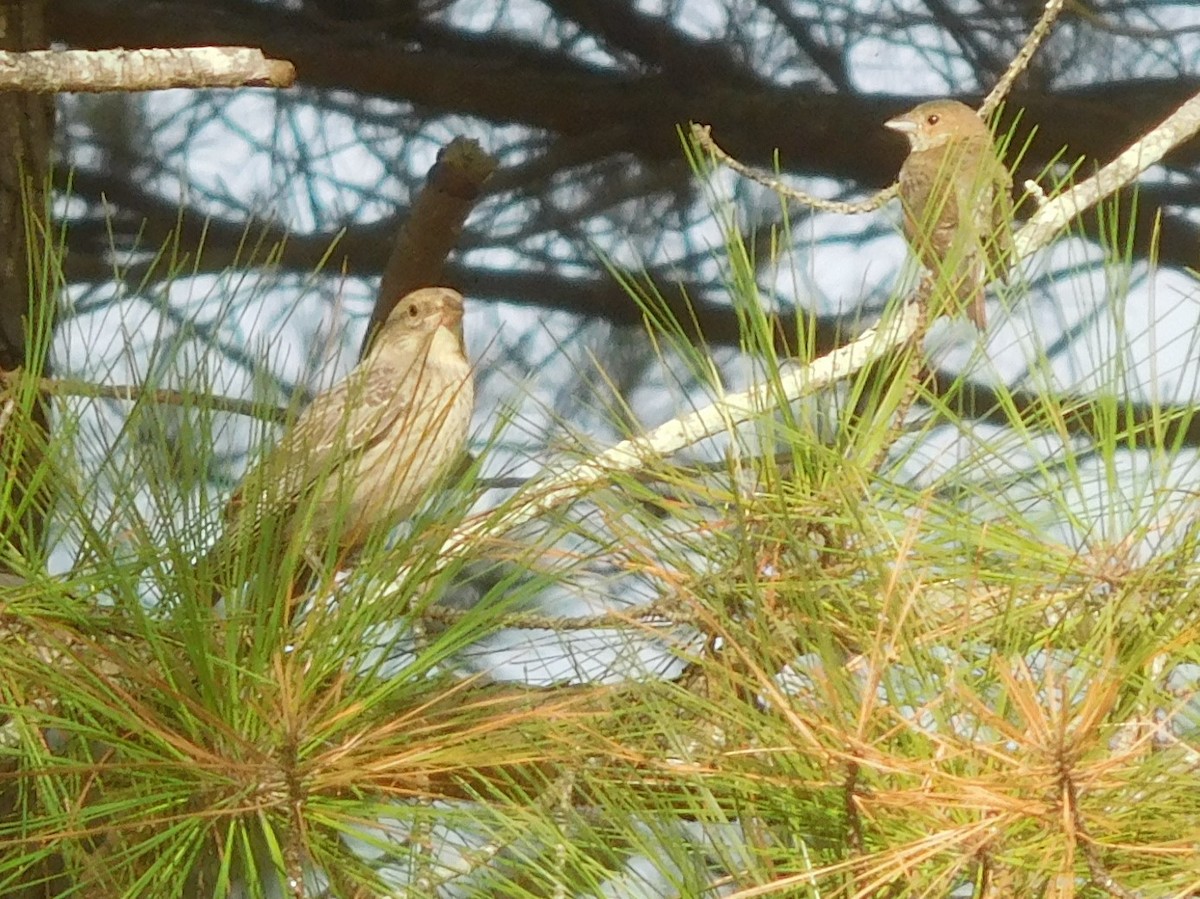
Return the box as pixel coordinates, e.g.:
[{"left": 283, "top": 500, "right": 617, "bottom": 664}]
[
  {"left": 885, "top": 99, "right": 1013, "bottom": 328},
  {"left": 205, "top": 286, "right": 474, "bottom": 596}
]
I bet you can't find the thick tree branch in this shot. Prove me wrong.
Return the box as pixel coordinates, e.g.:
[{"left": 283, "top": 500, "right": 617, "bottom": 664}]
[
  {"left": 0, "top": 47, "right": 293, "bottom": 92},
  {"left": 540, "top": 0, "right": 760, "bottom": 89},
  {"left": 365, "top": 137, "right": 496, "bottom": 355},
  {"left": 0, "top": 0, "right": 54, "bottom": 579}
]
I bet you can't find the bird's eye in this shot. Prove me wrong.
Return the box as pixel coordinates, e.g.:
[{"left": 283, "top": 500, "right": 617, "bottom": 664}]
[
  {"left": 408, "top": 304, "right": 419, "bottom": 317},
  {"left": 926, "top": 114, "right": 940, "bottom": 126}
]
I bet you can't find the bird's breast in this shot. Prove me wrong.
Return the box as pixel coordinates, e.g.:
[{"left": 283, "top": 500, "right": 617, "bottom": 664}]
[{"left": 344, "top": 330, "right": 473, "bottom": 528}]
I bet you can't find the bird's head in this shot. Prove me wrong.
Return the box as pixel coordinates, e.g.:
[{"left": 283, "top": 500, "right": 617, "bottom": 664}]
[
  {"left": 885, "top": 100, "right": 988, "bottom": 152},
  {"left": 368, "top": 286, "right": 467, "bottom": 360},
  {"left": 383, "top": 287, "right": 464, "bottom": 335}
]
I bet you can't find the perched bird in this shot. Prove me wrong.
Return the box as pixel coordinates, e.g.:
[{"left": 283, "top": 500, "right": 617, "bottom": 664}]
[
  {"left": 885, "top": 99, "right": 1013, "bottom": 328},
  {"left": 207, "top": 286, "right": 474, "bottom": 592}
]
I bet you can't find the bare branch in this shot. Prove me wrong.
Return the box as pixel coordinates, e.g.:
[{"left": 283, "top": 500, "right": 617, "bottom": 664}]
[
  {"left": 1015, "top": 85, "right": 1200, "bottom": 259},
  {"left": 981, "top": 0, "right": 1067, "bottom": 118},
  {"left": 691, "top": 122, "right": 897, "bottom": 214},
  {"left": 0, "top": 370, "right": 288, "bottom": 422},
  {"left": 0, "top": 47, "right": 294, "bottom": 92}
]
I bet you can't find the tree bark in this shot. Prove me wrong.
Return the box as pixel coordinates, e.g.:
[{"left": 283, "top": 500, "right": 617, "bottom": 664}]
[{"left": 0, "top": 0, "right": 55, "bottom": 579}]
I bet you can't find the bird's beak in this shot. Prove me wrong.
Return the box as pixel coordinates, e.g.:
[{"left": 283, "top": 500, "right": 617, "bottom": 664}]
[
  {"left": 440, "top": 298, "right": 464, "bottom": 329},
  {"left": 884, "top": 115, "right": 917, "bottom": 135}
]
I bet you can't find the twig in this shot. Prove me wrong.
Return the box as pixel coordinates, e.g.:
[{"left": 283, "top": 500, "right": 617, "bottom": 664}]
[
  {"left": 866, "top": 278, "right": 932, "bottom": 475},
  {"left": 1062, "top": 767, "right": 1138, "bottom": 899},
  {"left": 690, "top": 123, "right": 896, "bottom": 214},
  {"left": 844, "top": 761, "right": 865, "bottom": 856},
  {"left": 0, "top": 370, "right": 289, "bottom": 422},
  {"left": 418, "top": 597, "right": 696, "bottom": 633},
  {"left": 549, "top": 767, "right": 576, "bottom": 899},
  {"left": 1023, "top": 178, "right": 1050, "bottom": 206},
  {"left": 980, "top": 0, "right": 1068, "bottom": 118},
  {"left": 279, "top": 728, "right": 308, "bottom": 899}
]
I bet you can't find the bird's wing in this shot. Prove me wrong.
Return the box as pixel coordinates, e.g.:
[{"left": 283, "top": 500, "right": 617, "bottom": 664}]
[
  {"left": 227, "top": 358, "right": 415, "bottom": 522},
  {"left": 951, "top": 145, "right": 1006, "bottom": 259},
  {"left": 988, "top": 161, "right": 1015, "bottom": 281}
]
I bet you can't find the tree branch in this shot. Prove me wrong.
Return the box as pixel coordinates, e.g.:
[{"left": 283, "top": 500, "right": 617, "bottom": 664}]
[
  {"left": 1014, "top": 87, "right": 1200, "bottom": 258},
  {"left": 364, "top": 137, "right": 496, "bottom": 355},
  {"left": 980, "top": 0, "right": 1067, "bottom": 118},
  {"left": 0, "top": 370, "right": 288, "bottom": 421},
  {"left": 384, "top": 305, "right": 922, "bottom": 592},
  {"left": 0, "top": 47, "right": 294, "bottom": 92}
]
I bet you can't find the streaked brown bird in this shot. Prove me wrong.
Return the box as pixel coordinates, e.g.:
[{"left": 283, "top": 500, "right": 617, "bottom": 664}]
[
  {"left": 886, "top": 99, "right": 1013, "bottom": 328},
  {"left": 207, "top": 286, "right": 474, "bottom": 592}
]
